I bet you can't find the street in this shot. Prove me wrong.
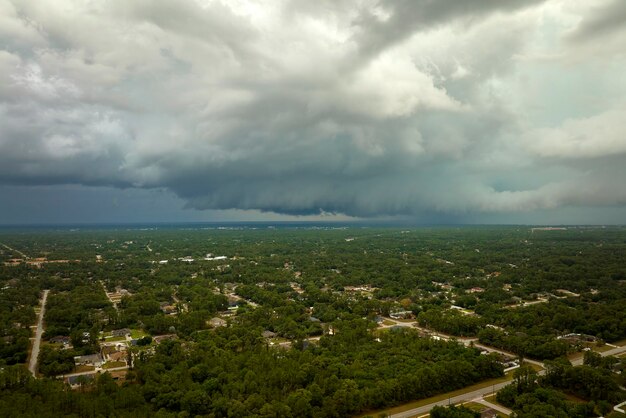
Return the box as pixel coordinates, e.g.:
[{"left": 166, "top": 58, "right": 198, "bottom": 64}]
[
  {"left": 28, "top": 289, "right": 49, "bottom": 376},
  {"left": 389, "top": 381, "right": 512, "bottom": 418},
  {"left": 571, "top": 344, "right": 626, "bottom": 366}
]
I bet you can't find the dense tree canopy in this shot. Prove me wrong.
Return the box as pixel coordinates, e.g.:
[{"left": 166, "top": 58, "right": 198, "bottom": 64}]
[{"left": 1, "top": 225, "right": 625, "bottom": 416}]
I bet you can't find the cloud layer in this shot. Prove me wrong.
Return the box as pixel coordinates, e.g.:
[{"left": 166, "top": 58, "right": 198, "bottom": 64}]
[{"left": 1, "top": 0, "right": 626, "bottom": 220}]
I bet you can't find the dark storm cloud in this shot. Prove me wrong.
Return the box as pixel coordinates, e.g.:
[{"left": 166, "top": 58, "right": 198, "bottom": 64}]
[
  {"left": 1, "top": 0, "right": 626, "bottom": 221},
  {"left": 350, "top": 0, "right": 547, "bottom": 59},
  {"left": 567, "top": 0, "right": 626, "bottom": 43}
]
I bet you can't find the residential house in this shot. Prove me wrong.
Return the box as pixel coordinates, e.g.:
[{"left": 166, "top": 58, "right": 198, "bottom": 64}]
[
  {"left": 390, "top": 310, "right": 414, "bottom": 320},
  {"left": 67, "top": 374, "right": 94, "bottom": 388},
  {"left": 480, "top": 408, "right": 498, "bottom": 418},
  {"left": 50, "top": 335, "right": 71, "bottom": 346},
  {"left": 209, "top": 317, "right": 227, "bottom": 328},
  {"left": 111, "top": 328, "right": 131, "bottom": 338},
  {"left": 153, "top": 334, "right": 177, "bottom": 344},
  {"left": 74, "top": 353, "right": 104, "bottom": 367},
  {"left": 108, "top": 351, "right": 127, "bottom": 363},
  {"left": 262, "top": 330, "right": 277, "bottom": 338}
]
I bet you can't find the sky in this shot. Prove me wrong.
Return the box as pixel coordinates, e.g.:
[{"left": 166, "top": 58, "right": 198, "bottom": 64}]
[{"left": 1, "top": 0, "right": 626, "bottom": 225}]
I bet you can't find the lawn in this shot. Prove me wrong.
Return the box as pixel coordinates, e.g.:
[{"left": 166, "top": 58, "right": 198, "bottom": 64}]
[
  {"left": 569, "top": 340, "right": 626, "bottom": 361},
  {"left": 130, "top": 329, "right": 148, "bottom": 339},
  {"left": 595, "top": 343, "right": 617, "bottom": 353},
  {"left": 460, "top": 401, "right": 506, "bottom": 416},
  {"left": 482, "top": 394, "right": 511, "bottom": 416},
  {"left": 611, "top": 338, "right": 626, "bottom": 347},
  {"left": 103, "top": 361, "right": 126, "bottom": 369},
  {"left": 483, "top": 393, "right": 503, "bottom": 405},
  {"left": 104, "top": 336, "right": 127, "bottom": 342},
  {"left": 461, "top": 401, "right": 487, "bottom": 411},
  {"left": 562, "top": 392, "right": 587, "bottom": 404}
]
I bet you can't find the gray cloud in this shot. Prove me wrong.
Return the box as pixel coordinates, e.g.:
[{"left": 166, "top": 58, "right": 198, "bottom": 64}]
[
  {"left": 350, "top": 0, "right": 547, "bottom": 60},
  {"left": 1, "top": 0, "right": 626, "bottom": 221},
  {"left": 567, "top": 0, "right": 626, "bottom": 43}
]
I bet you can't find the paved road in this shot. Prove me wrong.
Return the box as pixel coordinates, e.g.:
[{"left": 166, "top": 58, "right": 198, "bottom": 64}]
[
  {"left": 475, "top": 398, "right": 513, "bottom": 415},
  {"left": 62, "top": 366, "right": 128, "bottom": 378},
  {"left": 171, "top": 292, "right": 189, "bottom": 312},
  {"left": 571, "top": 344, "right": 626, "bottom": 366},
  {"left": 389, "top": 381, "right": 512, "bottom": 418},
  {"left": 374, "top": 318, "right": 547, "bottom": 417},
  {"left": 378, "top": 325, "right": 626, "bottom": 418},
  {"left": 276, "top": 335, "right": 322, "bottom": 348},
  {"left": 0, "top": 242, "right": 29, "bottom": 259},
  {"left": 378, "top": 317, "right": 547, "bottom": 368},
  {"left": 390, "top": 366, "right": 547, "bottom": 418},
  {"left": 503, "top": 298, "right": 549, "bottom": 309},
  {"left": 101, "top": 281, "right": 119, "bottom": 311},
  {"left": 378, "top": 316, "right": 626, "bottom": 369},
  {"left": 471, "top": 342, "right": 544, "bottom": 368},
  {"left": 28, "top": 289, "right": 49, "bottom": 376}
]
